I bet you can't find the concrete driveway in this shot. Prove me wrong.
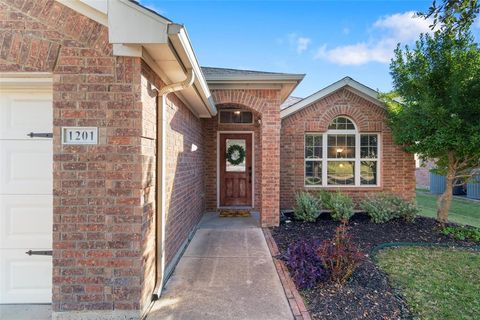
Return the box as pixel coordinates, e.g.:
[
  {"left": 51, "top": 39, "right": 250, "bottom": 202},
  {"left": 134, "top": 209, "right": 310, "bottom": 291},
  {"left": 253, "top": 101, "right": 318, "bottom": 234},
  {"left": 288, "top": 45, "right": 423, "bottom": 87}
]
[{"left": 147, "top": 213, "right": 293, "bottom": 320}]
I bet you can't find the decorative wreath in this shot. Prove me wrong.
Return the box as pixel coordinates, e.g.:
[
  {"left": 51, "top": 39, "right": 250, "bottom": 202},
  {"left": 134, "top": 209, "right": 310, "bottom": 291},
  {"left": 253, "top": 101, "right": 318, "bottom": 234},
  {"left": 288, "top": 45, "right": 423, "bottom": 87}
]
[{"left": 226, "top": 144, "right": 246, "bottom": 165}]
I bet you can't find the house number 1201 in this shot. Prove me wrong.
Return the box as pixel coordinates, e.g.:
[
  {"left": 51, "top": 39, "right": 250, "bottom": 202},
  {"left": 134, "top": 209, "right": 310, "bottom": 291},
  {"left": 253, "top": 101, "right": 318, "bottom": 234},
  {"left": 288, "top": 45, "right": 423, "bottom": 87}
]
[{"left": 62, "top": 127, "right": 98, "bottom": 145}]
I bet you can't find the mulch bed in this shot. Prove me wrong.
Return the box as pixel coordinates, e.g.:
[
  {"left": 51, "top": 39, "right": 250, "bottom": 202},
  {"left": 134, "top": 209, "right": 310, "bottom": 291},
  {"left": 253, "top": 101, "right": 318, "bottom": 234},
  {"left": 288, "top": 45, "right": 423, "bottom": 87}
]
[{"left": 271, "top": 213, "right": 477, "bottom": 320}]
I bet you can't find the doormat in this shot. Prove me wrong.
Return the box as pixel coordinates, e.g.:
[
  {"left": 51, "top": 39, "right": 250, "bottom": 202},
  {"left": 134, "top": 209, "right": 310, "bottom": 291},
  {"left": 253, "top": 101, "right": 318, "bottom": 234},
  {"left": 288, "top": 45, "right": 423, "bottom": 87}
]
[{"left": 218, "top": 209, "right": 251, "bottom": 217}]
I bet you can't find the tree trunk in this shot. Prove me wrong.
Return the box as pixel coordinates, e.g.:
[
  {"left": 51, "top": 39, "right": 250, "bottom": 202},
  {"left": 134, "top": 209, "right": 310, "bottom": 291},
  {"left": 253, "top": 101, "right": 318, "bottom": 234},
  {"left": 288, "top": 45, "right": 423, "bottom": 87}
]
[{"left": 436, "top": 153, "right": 456, "bottom": 224}]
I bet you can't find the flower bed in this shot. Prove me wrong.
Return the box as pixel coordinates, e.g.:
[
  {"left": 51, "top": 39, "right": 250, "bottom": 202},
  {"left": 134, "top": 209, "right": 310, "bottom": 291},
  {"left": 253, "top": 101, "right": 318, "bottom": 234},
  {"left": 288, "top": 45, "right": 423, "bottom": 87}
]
[{"left": 271, "top": 213, "right": 477, "bottom": 319}]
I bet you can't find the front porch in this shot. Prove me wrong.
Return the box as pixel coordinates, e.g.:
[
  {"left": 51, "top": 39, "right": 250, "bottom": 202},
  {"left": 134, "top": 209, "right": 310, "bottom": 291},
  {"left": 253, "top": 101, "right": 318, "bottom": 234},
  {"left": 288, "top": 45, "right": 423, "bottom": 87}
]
[{"left": 202, "top": 98, "right": 281, "bottom": 227}]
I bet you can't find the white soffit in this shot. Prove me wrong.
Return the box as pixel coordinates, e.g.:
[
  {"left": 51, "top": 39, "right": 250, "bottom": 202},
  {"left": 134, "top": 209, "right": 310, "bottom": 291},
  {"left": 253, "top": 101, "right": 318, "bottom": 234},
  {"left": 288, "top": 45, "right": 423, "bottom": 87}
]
[
  {"left": 280, "top": 77, "right": 383, "bottom": 119},
  {"left": 107, "top": 0, "right": 169, "bottom": 44}
]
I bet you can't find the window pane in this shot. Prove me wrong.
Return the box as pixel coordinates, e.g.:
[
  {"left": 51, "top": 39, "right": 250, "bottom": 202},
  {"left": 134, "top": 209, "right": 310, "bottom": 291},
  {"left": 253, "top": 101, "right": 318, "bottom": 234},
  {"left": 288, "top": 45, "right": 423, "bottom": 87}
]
[
  {"left": 219, "top": 111, "right": 253, "bottom": 124},
  {"left": 361, "top": 135, "right": 369, "bottom": 146},
  {"left": 305, "top": 161, "right": 322, "bottom": 185},
  {"left": 327, "top": 134, "right": 355, "bottom": 159},
  {"left": 360, "top": 134, "right": 378, "bottom": 159},
  {"left": 361, "top": 161, "right": 377, "bottom": 185},
  {"left": 226, "top": 139, "right": 246, "bottom": 172},
  {"left": 305, "top": 135, "right": 313, "bottom": 146},
  {"left": 327, "top": 161, "right": 355, "bottom": 185},
  {"left": 328, "top": 116, "right": 355, "bottom": 130},
  {"left": 305, "top": 146, "right": 314, "bottom": 158},
  {"left": 305, "top": 135, "right": 322, "bottom": 159},
  {"left": 241, "top": 112, "right": 253, "bottom": 123}
]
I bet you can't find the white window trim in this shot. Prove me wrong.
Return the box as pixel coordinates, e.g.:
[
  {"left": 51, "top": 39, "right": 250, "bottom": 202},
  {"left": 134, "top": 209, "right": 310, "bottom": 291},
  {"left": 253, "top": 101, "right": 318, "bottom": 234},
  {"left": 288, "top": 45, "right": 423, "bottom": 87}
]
[{"left": 304, "top": 119, "right": 381, "bottom": 188}]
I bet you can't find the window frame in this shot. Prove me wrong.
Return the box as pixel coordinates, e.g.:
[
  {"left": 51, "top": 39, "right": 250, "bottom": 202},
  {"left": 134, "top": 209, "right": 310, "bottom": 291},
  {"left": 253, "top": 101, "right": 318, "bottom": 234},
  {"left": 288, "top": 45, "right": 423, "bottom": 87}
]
[{"left": 304, "top": 117, "right": 381, "bottom": 188}]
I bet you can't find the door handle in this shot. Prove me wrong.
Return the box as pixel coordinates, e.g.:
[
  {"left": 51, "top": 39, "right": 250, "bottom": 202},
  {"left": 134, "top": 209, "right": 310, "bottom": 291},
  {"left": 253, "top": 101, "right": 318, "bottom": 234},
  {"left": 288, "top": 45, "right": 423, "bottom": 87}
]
[
  {"left": 25, "top": 250, "right": 52, "bottom": 256},
  {"left": 27, "top": 132, "right": 53, "bottom": 138}
]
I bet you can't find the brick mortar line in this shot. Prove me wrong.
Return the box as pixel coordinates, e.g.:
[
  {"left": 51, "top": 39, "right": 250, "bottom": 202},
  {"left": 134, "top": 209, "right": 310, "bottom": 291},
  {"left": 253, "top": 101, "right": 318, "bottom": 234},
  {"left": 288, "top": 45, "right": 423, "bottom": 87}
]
[{"left": 262, "top": 228, "right": 312, "bottom": 320}]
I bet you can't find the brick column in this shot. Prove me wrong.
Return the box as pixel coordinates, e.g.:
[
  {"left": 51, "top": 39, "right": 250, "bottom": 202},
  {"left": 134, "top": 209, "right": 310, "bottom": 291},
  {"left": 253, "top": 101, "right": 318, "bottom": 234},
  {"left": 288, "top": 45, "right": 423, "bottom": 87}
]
[{"left": 260, "top": 102, "right": 281, "bottom": 227}]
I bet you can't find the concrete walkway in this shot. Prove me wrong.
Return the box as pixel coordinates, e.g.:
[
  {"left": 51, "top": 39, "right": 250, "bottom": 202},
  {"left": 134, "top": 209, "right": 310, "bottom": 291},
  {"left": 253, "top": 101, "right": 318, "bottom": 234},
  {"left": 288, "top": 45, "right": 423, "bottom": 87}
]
[
  {"left": 0, "top": 304, "right": 51, "bottom": 320},
  {"left": 147, "top": 213, "right": 293, "bottom": 320}
]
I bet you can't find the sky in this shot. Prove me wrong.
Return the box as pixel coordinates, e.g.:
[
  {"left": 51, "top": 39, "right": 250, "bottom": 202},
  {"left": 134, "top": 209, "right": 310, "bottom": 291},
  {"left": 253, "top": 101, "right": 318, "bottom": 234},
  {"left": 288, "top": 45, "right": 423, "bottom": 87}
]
[{"left": 139, "top": 0, "right": 480, "bottom": 98}]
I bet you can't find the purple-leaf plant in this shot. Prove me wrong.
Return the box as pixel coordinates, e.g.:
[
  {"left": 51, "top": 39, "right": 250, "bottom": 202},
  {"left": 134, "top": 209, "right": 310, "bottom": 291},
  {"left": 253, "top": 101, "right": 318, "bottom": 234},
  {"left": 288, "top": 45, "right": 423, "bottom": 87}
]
[{"left": 283, "top": 239, "right": 328, "bottom": 290}]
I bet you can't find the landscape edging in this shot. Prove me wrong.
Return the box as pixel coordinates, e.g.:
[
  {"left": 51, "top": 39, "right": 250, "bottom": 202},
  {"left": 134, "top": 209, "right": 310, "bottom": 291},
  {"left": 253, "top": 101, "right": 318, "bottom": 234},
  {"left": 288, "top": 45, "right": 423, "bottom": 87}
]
[{"left": 263, "top": 228, "right": 312, "bottom": 320}]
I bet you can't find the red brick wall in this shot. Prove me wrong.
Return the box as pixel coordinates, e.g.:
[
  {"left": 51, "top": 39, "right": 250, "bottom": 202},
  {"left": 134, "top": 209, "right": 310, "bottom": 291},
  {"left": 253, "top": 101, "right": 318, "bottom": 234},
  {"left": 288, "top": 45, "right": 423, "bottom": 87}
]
[
  {"left": 205, "top": 89, "right": 282, "bottom": 227},
  {"left": 140, "top": 61, "right": 206, "bottom": 277},
  {"left": 0, "top": 0, "right": 156, "bottom": 316},
  {"left": 164, "top": 84, "right": 206, "bottom": 267},
  {"left": 280, "top": 88, "right": 415, "bottom": 208}
]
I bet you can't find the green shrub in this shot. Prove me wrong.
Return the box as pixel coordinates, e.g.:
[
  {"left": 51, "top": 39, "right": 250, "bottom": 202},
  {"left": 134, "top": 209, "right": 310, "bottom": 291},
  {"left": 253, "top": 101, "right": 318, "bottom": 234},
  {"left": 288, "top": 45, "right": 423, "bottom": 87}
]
[
  {"left": 329, "top": 192, "right": 354, "bottom": 223},
  {"left": 360, "top": 195, "right": 397, "bottom": 223},
  {"left": 396, "top": 198, "right": 419, "bottom": 223},
  {"left": 318, "top": 190, "right": 333, "bottom": 209},
  {"left": 361, "top": 194, "right": 418, "bottom": 223},
  {"left": 294, "top": 192, "right": 321, "bottom": 222},
  {"left": 441, "top": 226, "right": 480, "bottom": 243}
]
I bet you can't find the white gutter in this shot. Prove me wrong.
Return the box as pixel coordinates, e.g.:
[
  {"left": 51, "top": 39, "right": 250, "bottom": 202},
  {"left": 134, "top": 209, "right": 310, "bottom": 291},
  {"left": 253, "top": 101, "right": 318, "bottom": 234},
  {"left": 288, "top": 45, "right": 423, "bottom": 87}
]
[
  {"left": 167, "top": 24, "right": 217, "bottom": 116},
  {"left": 153, "top": 69, "right": 195, "bottom": 299}
]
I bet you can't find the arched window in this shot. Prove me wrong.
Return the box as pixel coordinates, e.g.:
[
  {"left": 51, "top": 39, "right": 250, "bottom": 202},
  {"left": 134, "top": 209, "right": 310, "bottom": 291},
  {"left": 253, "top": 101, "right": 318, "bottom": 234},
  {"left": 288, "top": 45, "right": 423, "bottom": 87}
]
[{"left": 304, "top": 116, "right": 379, "bottom": 187}]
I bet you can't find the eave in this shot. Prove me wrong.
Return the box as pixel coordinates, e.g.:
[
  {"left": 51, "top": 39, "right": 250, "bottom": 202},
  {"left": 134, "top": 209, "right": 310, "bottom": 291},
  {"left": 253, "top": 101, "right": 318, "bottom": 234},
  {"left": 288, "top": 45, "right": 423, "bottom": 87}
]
[
  {"left": 205, "top": 74, "right": 305, "bottom": 103},
  {"left": 58, "top": 0, "right": 216, "bottom": 118}
]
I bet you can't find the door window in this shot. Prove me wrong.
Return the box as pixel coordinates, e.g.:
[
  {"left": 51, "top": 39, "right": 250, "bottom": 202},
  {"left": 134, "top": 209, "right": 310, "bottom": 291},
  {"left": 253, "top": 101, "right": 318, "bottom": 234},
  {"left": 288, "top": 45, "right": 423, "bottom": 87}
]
[{"left": 225, "top": 139, "right": 246, "bottom": 172}]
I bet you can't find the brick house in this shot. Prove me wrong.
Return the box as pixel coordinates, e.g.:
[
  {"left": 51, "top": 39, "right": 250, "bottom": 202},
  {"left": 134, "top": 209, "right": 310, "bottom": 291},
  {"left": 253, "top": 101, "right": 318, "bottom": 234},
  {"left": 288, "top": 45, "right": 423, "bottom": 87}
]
[{"left": 0, "top": 0, "right": 414, "bottom": 319}]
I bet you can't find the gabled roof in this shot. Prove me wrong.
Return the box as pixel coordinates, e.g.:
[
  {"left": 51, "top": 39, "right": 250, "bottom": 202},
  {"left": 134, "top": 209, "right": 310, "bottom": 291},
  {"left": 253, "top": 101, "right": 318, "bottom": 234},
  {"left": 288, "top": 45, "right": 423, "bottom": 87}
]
[
  {"left": 202, "top": 67, "right": 304, "bottom": 80},
  {"left": 201, "top": 66, "right": 305, "bottom": 103},
  {"left": 280, "top": 77, "right": 383, "bottom": 119},
  {"left": 280, "top": 96, "right": 303, "bottom": 110}
]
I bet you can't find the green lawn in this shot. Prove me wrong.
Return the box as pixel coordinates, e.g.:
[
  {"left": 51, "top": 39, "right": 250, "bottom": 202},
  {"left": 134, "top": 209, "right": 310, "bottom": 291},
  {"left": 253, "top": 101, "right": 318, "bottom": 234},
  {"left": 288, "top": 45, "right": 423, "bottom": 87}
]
[
  {"left": 377, "top": 247, "right": 480, "bottom": 320},
  {"left": 416, "top": 190, "right": 480, "bottom": 227}
]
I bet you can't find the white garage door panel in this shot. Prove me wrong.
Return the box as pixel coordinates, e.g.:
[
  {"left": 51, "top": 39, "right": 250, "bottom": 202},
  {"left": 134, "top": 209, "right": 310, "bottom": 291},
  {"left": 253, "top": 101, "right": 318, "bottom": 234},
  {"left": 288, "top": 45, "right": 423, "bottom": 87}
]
[
  {"left": 0, "top": 93, "right": 52, "bottom": 140},
  {"left": 0, "top": 250, "right": 52, "bottom": 303},
  {"left": 0, "top": 87, "right": 52, "bottom": 304},
  {"left": 0, "top": 140, "right": 52, "bottom": 195},
  {"left": 0, "top": 195, "right": 52, "bottom": 249}
]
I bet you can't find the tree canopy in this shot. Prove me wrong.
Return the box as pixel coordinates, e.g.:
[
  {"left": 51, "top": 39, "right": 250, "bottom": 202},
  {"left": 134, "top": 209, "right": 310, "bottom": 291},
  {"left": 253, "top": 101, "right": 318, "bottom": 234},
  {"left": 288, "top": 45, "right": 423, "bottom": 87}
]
[
  {"left": 384, "top": 30, "right": 480, "bottom": 222},
  {"left": 419, "top": 0, "right": 479, "bottom": 33}
]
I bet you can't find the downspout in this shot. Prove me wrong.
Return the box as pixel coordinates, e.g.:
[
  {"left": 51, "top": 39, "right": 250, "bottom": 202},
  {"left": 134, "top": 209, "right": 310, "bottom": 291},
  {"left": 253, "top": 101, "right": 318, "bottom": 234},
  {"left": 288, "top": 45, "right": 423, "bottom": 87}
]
[{"left": 153, "top": 68, "right": 195, "bottom": 299}]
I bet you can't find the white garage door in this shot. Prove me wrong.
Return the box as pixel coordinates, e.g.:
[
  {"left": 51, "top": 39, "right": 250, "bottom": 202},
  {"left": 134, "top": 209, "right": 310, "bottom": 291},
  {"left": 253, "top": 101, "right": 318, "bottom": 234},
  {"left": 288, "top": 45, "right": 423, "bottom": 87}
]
[{"left": 0, "top": 89, "right": 53, "bottom": 304}]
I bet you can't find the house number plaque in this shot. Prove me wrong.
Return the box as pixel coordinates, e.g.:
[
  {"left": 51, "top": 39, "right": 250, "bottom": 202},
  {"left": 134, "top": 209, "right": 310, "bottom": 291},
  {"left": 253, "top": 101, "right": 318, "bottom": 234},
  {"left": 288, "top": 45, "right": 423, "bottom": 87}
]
[{"left": 62, "top": 127, "right": 98, "bottom": 145}]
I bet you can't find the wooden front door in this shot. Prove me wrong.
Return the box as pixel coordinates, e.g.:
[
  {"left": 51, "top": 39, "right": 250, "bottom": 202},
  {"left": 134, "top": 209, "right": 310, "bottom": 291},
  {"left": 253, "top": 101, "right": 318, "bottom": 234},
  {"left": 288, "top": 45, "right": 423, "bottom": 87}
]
[{"left": 219, "top": 133, "right": 253, "bottom": 207}]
